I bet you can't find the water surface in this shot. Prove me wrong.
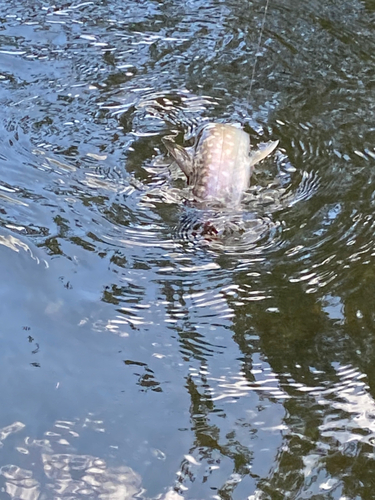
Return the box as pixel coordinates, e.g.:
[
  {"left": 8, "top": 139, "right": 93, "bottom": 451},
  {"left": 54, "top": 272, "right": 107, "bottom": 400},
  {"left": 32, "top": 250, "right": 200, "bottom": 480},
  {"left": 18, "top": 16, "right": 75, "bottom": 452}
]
[{"left": 1, "top": 0, "right": 375, "bottom": 498}]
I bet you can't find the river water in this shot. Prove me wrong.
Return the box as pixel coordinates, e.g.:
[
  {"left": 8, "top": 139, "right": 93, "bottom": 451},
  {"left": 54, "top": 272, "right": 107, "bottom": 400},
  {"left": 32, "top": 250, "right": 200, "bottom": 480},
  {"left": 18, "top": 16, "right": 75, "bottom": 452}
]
[{"left": 1, "top": 0, "right": 375, "bottom": 498}]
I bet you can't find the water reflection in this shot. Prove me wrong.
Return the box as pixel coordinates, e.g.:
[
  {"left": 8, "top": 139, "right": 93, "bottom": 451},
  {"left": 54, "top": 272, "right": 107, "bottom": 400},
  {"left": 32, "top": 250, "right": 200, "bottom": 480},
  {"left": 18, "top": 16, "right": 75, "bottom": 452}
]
[
  {"left": 2, "top": 0, "right": 375, "bottom": 498},
  {"left": 0, "top": 419, "right": 142, "bottom": 500}
]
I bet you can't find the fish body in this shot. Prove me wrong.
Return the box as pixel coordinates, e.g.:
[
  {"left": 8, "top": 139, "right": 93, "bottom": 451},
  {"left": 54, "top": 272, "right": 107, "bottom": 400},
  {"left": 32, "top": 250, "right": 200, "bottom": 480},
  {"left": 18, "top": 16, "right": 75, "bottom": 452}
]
[{"left": 163, "top": 123, "right": 278, "bottom": 207}]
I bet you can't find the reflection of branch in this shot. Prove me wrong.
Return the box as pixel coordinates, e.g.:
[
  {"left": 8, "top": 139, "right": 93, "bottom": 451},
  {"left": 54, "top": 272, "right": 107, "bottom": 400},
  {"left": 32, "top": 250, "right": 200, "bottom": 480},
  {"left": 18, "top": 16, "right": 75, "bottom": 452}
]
[
  {"left": 123, "top": 359, "right": 162, "bottom": 392},
  {"left": 173, "top": 373, "right": 254, "bottom": 497}
]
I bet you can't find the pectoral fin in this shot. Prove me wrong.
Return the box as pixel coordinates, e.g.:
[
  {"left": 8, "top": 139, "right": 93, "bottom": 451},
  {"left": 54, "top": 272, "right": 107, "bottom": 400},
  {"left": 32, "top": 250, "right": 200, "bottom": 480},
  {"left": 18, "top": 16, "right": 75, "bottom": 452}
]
[
  {"left": 162, "top": 136, "right": 193, "bottom": 180},
  {"left": 249, "top": 140, "right": 279, "bottom": 168}
]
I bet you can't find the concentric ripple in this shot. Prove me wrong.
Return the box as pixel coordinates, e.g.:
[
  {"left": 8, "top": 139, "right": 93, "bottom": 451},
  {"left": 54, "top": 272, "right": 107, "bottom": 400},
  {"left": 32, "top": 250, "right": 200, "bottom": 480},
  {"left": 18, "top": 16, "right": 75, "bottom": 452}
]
[{"left": 2, "top": 0, "right": 375, "bottom": 499}]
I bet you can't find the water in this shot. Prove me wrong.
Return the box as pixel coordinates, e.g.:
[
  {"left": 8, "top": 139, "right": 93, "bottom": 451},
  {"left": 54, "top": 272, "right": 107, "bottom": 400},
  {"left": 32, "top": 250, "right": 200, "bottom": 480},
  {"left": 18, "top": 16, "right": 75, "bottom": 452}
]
[{"left": 1, "top": 0, "right": 375, "bottom": 498}]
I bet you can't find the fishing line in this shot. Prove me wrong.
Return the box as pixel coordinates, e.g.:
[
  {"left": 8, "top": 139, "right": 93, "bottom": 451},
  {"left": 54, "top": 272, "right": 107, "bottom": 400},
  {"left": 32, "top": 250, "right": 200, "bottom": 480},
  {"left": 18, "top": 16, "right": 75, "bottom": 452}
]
[{"left": 247, "top": 0, "right": 271, "bottom": 104}]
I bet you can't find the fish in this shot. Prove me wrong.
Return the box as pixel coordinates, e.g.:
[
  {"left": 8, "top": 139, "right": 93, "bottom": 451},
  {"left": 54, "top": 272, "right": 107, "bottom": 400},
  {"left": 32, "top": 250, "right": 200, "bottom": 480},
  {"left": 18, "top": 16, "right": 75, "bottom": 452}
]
[{"left": 162, "top": 123, "right": 279, "bottom": 207}]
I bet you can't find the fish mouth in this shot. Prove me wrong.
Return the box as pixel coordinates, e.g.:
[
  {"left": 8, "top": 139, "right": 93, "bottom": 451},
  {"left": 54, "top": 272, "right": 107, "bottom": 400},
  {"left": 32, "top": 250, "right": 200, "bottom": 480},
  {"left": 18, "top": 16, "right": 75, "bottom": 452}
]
[{"left": 178, "top": 207, "right": 247, "bottom": 242}]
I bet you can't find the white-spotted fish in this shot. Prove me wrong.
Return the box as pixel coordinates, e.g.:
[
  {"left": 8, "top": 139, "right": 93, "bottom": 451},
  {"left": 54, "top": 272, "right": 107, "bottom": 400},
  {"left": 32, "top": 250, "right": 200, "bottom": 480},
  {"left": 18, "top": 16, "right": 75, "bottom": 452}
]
[{"left": 163, "top": 123, "right": 278, "bottom": 207}]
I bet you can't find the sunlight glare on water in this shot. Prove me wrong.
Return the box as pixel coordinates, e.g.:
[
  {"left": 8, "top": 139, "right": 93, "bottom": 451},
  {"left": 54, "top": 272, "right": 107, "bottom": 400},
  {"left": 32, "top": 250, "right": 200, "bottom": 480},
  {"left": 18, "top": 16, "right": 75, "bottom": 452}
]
[{"left": 1, "top": 0, "right": 375, "bottom": 498}]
